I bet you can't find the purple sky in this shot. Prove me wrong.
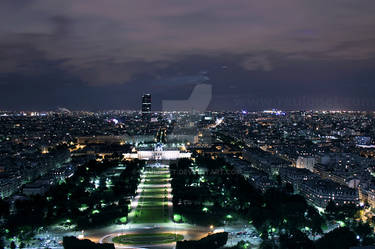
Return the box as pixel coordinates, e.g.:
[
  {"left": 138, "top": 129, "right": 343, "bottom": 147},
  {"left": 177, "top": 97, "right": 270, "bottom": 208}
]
[{"left": 1, "top": 0, "right": 375, "bottom": 110}]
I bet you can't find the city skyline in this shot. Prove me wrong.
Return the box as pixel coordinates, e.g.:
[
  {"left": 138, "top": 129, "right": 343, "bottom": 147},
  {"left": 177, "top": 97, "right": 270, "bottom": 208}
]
[
  {"left": 2, "top": 110, "right": 375, "bottom": 249},
  {"left": 2, "top": 1, "right": 375, "bottom": 249}
]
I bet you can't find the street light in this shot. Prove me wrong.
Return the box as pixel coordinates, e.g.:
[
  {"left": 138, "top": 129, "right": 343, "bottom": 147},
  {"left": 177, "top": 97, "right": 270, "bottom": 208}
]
[
  {"left": 174, "top": 221, "right": 177, "bottom": 241},
  {"left": 78, "top": 230, "right": 84, "bottom": 239}
]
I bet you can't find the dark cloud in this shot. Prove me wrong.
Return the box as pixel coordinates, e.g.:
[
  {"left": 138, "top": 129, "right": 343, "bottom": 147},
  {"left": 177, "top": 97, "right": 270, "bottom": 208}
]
[{"left": 0, "top": 0, "right": 375, "bottom": 110}]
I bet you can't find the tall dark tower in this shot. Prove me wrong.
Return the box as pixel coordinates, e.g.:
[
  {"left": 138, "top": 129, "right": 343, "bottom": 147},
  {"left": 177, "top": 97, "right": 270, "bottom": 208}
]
[{"left": 141, "top": 94, "right": 151, "bottom": 116}]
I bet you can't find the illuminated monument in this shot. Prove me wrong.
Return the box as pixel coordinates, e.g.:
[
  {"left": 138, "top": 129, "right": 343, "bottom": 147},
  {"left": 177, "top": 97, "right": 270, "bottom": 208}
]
[{"left": 123, "top": 143, "right": 191, "bottom": 160}]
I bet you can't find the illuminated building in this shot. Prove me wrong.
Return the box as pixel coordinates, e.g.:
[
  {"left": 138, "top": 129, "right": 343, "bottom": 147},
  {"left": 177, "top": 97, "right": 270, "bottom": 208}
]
[
  {"left": 142, "top": 93, "right": 152, "bottom": 116},
  {"left": 123, "top": 143, "right": 191, "bottom": 160}
]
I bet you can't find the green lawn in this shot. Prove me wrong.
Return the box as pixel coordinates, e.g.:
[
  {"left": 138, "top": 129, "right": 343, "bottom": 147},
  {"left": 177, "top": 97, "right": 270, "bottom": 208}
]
[
  {"left": 144, "top": 174, "right": 170, "bottom": 178},
  {"left": 133, "top": 207, "right": 168, "bottom": 223},
  {"left": 133, "top": 167, "right": 171, "bottom": 224},
  {"left": 144, "top": 179, "right": 169, "bottom": 184},
  {"left": 142, "top": 190, "right": 167, "bottom": 196},
  {"left": 113, "top": 233, "right": 184, "bottom": 245},
  {"left": 140, "top": 196, "right": 167, "bottom": 202},
  {"left": 138, "top": 201, "right": 165, "bottom": 207}
]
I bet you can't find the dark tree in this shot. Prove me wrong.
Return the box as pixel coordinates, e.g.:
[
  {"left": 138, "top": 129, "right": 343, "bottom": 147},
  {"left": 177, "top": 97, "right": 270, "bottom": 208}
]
[
  {"left": 63, "top": 236, "right": 115, "bottom": 249},
  {"left": 0, "top": 199, "right": 9, "bottom": 217},
  {"left": 280, "top": 230, "right": 314, "bottom": 249},
  {"left": 176, "top": 232, "right": 228, "bottom": 249},
  {"left": 315, "top": 227, "right": 358, "bottom": 249},
  {"left": 285, "top": 183, "right": 294, "bottom": 193},
  {"left": 0, "top": 236, "right": 4, "bottom": 249},
  {"left": 325, "top": 201, "right": 360, "bottom": 221},
  {"left": 352, "top": 222, "right": 375, "bottom": 246}
]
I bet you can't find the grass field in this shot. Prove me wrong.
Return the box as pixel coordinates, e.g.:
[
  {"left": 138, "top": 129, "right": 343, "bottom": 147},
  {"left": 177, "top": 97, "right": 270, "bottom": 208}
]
[
  {"left": 113, "top": 233, "right": 184, "bottom": 245},
  {"left": 133, "top": 206, "right": 168, "bottom": 223},
  {"left": 133, "top": 166, "right": 171, "bottom": 224},
  {"left": 144, "top": 179, "right": 169, "bottom": 184}
]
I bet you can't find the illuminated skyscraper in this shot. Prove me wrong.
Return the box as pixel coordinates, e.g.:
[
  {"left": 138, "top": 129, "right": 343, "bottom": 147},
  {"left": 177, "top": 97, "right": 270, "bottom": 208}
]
[{"left": 142, "top": 94, "right": 151, "bottom": 116}]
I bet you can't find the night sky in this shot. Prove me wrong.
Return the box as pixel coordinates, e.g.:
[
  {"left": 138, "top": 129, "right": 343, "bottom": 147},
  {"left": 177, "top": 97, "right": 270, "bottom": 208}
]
[{"left": 1, "top": 0, "right": 375, "bottom": 111}]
